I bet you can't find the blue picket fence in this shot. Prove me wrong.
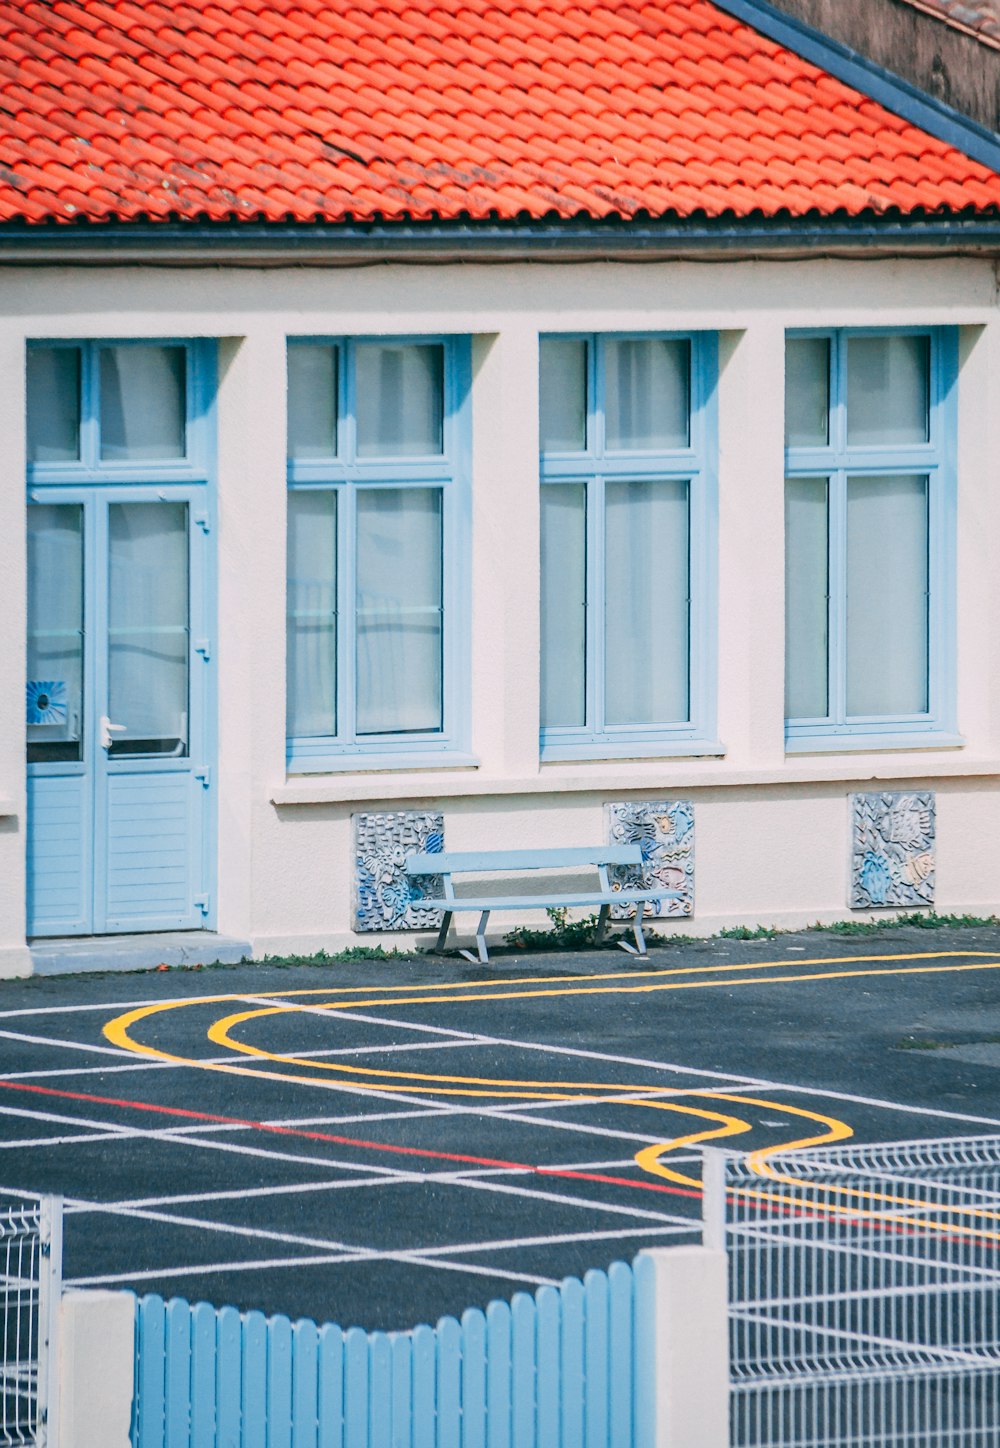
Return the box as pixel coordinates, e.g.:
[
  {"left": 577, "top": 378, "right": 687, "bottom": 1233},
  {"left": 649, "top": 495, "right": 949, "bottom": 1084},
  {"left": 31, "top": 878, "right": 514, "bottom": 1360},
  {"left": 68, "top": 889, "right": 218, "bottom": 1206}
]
[{"left": 131, "top": 1256, "right": 655, "bottom": 1448}]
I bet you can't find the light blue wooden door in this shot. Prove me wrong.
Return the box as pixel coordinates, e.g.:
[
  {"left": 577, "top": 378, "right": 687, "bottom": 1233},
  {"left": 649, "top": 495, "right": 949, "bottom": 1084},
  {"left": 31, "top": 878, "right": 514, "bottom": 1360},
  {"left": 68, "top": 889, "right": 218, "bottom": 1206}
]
[{"left": 27, "top": 489, "right": 214, "bottom": 936}]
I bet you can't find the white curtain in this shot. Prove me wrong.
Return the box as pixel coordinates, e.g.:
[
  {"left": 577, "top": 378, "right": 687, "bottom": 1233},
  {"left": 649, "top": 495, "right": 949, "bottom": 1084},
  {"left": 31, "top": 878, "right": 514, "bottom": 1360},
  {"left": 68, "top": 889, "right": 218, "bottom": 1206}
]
[
  {"left": 784, "top": 477, "right": 829, "bottom": 719},
  {"left": 846, "top": 475, "right": 928, "bottom": 716},
  {"left": 355, "top": 344, "right": 443, "bottom": 458},
  {"left": 108, "top": 502, "right": 189, "bottom": 750},
  {"left": 100, "top": 346, "right": 186, "bottom": 461},
  {"left": 604, "top": 479, "right": 689, "bottom": 725},
  {"left": 847, "top": 335, "right": 929, "bottom": 446},
  {"left": 27, "top": 347, "right": 80, "bottom": 463},
  {"left": 540, "top": 339, "right": 587, "bottom": 453},
  {"left": 540, "top": 484, "right": 587, "bottom": 729},
  {"left": 785, "top": 338, "right": 830, "bottom": 448},
  {"left": 286, "top": 490, "right": 338, "bottom": 738},
  {"left": 355, "top": 488, "right": 442, "bottom": 734},
  {"left": 287, "top": 346, "right": 338, "bottom": 460},
  {"left": 604, "top": 339, "right": 689, "bottom": 451}
]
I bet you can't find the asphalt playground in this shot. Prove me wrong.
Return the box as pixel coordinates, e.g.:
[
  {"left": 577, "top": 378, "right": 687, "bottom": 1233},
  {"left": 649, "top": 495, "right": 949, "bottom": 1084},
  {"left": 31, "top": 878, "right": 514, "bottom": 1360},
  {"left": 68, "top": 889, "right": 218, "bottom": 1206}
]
[{"left": 3, "top": 925, "right": 1000, "bottom": 1331}]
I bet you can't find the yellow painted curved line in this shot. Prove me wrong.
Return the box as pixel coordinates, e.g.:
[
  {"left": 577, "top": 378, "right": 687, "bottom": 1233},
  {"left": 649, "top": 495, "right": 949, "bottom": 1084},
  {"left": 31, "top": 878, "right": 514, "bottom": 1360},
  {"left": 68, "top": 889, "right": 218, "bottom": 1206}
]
[
  {"left": 631, "top": 1093, "right": 852, "bottom": 1187},
  {"left": 205, "top": 1004, "right": 736, "bottom": 1095},
  {"left": 101, "top": 951, "right": 1000, "bottom": 1063},
  {"left": 203, "top": 1007, "right": 854, "bottom": 1187},
  {"left": 633, "top": 1106, "right": 754, "bottom": 1187}
]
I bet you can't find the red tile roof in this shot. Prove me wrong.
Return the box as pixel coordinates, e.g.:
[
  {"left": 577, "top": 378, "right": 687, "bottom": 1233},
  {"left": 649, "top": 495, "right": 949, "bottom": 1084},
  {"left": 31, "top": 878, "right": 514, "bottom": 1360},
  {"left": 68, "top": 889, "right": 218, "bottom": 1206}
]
[{"left": 1, "top": 0, "right": 999, "bottom": 226}]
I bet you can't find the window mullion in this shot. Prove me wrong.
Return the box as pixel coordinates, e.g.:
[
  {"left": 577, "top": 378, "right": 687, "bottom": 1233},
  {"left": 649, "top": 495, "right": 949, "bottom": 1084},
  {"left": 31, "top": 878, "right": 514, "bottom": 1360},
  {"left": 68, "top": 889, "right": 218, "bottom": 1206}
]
[
  {"left": 589, "top": 473, "right": 604, "bottom": 736},
  {"left": 341, "top": 481, "right": 356, "bottom": 745},
  {"left": 829, "top": 468, "right": 848, "bottom": 725}
]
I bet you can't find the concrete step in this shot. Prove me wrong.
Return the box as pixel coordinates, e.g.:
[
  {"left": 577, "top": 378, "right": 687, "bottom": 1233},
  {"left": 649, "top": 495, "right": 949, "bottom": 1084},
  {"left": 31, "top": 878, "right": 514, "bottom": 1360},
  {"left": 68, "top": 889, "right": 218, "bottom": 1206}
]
[{"left": 29, "top": 931, "right": 252, "bottom": 976}]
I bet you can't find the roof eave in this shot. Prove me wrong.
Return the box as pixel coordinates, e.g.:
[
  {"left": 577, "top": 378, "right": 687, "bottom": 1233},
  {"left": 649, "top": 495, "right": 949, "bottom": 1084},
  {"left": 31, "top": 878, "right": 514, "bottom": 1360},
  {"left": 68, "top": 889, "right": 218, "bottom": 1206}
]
[{"left": 0, "top": 212, "right": 999, "bottom": 265}]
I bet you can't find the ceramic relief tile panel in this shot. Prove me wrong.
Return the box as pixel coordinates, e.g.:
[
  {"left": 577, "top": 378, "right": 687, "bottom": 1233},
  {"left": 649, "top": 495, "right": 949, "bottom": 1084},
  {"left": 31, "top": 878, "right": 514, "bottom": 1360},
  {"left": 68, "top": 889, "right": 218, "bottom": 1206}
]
[
  {"left": 605, "top": 801, "right": 695, "bottom": 919},
  {"left": 353, "top": 811, "right": 444, "bottom": 932},
  {"left": 850, "top": 792, "right": 935, "bottom": 910}
]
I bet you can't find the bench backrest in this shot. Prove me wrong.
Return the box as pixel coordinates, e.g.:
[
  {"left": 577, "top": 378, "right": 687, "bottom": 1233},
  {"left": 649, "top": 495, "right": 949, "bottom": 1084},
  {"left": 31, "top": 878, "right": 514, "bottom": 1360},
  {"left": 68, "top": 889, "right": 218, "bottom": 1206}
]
[{"left": 405, "top": 844, "right": 643, "bottom": 875}]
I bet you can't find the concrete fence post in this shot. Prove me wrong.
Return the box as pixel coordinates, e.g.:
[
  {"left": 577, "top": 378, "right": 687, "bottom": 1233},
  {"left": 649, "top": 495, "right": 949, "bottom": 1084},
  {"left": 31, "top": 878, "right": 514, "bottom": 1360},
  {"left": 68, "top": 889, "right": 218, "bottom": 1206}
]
[
  {"left": 56, "top": 1290, "right": 135, "bottom": 1448},
  {"left": 645, "top": 1245, "right": 730, "bottom": 1448}
]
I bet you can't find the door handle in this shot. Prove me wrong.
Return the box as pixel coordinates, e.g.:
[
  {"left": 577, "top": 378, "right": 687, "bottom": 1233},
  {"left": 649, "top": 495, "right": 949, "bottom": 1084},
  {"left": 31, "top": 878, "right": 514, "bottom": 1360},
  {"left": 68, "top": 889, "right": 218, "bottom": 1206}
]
[{"left": 100, "top": 716, "right": 127, "bottom": 750}]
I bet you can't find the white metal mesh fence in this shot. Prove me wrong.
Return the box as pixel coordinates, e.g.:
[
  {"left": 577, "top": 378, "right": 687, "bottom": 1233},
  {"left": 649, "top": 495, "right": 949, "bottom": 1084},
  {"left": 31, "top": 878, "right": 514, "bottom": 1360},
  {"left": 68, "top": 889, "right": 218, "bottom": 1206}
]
[
  {"left": 0, "top": 1194, "right": 60, "bottom": 1448},
  {"left": 721, "top": 1136, "right": 1000, "bottom": 1448}
]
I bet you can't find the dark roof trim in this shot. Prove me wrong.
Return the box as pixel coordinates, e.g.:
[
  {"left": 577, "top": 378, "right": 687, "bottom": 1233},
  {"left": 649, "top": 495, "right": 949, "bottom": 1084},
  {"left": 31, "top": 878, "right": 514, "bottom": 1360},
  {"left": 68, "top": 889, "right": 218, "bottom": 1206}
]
[
  {"left": 712, "top": 0, "right": 1000, "bottom": 170},
  {"left": 2, "top": 212, "right": 1000, "bottom": 264}
]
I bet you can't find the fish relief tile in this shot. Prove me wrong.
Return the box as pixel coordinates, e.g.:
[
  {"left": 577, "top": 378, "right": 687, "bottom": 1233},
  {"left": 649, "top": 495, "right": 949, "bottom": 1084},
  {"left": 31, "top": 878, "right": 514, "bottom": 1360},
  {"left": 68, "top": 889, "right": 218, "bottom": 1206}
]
[
  {"left": 353, "top": 811, "right": 444, "bottom": 932},
  {"left": 604, "top": 800, "right": 694, "bottom": 920},
  {"left": 850, "top": 792, "right": 935, "bottom": 910}
]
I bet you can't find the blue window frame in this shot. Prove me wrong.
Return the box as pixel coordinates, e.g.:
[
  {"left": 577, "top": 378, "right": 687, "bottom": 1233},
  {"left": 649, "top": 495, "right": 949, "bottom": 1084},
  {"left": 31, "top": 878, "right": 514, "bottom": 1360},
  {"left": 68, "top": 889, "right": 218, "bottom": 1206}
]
[
  {"left": 286, "top": 337, "right": 471, "bottom": 771},
  {"left": 784, "top": 328, "right": 958, "bottom": 752},
  {"left": 26, "top": 339, "right": 214, "bottom": 485},
  {"left": 538, "top": 332, "right": 718, "bottom": 761}
]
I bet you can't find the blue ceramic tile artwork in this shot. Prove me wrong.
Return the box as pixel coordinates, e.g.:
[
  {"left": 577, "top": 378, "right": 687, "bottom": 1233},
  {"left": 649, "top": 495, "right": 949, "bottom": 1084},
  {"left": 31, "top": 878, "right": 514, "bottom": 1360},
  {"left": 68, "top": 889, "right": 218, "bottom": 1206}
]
[
  {"left": 850, "top": 791, "right": 935, "bottom": 910},
  {"left": 605, "top": 800, "right": 695, "bottom": 919},
  {"left": 353, "top": 811, "right": 445, "bottom": 932}
]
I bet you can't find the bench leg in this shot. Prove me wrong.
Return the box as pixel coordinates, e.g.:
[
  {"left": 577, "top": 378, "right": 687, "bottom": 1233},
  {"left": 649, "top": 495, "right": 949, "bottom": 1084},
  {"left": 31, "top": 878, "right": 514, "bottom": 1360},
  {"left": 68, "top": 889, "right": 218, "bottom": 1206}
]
[
  {"left": 434, "top": 911, "right": 453, "bottom": 955},
  {"left": 459, "top": 910, "right": 491, "bottom": 965},
  {"left": 617, "top": 901, "right": 647, "bottom": 957},
  {"left": 594, "top": 904, "right": 610, "bottom": 945}
]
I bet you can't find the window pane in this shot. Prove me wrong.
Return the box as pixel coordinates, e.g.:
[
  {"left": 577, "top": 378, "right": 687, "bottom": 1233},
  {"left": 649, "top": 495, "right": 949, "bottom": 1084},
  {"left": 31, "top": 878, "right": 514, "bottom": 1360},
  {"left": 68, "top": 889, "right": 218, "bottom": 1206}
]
[
  {"left": 604, "top": 339, "right": 689, "bottom": 451},
  {"left": 27, "top": 505, "right": 84, "bottom": 764},
  {"left": 27, "top": 347, "right": 81, "bottom": 463},
  {"left": 605, "top": 479, "right": 689, "bottom": 725},
  {"left": 355, "top": 344, "right": 444, "bottom": 457},
  {"left": 846, "top": 475, "right": 928, "bottom": 716},
  {"left": 288, "top": 346, "right": 338, "bottom": 459},
  {"left": 108, "top": 502, "right": 189, "bottom": 755},
  {"left": 287, "top": 491, "right": 337, "bottom": 739},
  {"left": 356, "top": 489, "right": 442, "bottom": 733},
  {"left": 785, "top": 338, "right": 829, "bottom": 448},
  {"left": 540, "top": 339, "right": 587, "bottom": 453},
  {"left": 100, "top": 345, "right": 186, "bottom": 460},
  {"left": 847, "top": 335, "right": 929, "bottom": 446},
  {"left": 540, "top": 485, "right": 586, "bottom": 729},
  {"left": 785, "top": 478, "right": 829, "bottom": 719}
]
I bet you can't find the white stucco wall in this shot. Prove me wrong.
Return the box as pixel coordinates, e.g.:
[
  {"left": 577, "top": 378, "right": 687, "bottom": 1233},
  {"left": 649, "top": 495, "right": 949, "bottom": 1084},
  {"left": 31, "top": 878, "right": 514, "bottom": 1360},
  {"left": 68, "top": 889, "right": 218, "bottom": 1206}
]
[{"left": 2, "top": 255, "right": 999, "bottom": 968}]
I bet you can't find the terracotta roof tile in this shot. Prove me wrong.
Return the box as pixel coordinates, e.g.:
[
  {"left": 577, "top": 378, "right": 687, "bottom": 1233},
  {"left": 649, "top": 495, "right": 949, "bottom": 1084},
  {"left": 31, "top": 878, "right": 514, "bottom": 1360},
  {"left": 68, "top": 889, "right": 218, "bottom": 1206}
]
[{"left": 1, "top": 0, "right": 999, "bottom": 226}]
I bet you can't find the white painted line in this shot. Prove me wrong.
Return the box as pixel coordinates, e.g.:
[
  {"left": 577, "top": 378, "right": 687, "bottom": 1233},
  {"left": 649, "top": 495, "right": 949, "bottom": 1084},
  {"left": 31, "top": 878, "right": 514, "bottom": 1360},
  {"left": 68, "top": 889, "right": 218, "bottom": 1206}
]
[
  {"left": 66, "top": 1252, "right": 365, "bottom": 1286},
  {"left": 67, "top": 1223, "right": 690, "bottom": 1290},
  {"left": 0, "top": 1131, "right": 132, "bottom": 1151},
  {"left": 91, "top": 1176, "right": 427, "bottom": 1211},
  {"left": 67, "top": 1252, "right": 561, "bottom": 1290},
  {"left": 0, "top": 1036, "right": 484, "bottom": 1083},
  {"left": 0, "top": 1027, "right": 138, "bottom": 1059},
  {"left": 417, "top": 1223, "right": 694, "bottom": 1258},
  {"left": 421, "top": 1173, "right": 690, "bottom": 1224}
]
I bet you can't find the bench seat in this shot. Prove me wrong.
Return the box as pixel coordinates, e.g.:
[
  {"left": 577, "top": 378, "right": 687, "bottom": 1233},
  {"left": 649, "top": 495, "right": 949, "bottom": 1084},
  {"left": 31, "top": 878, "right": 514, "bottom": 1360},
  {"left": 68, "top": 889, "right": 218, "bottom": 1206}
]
[{"left": 405, "top": 844, "right": 677, "bottom": 962}]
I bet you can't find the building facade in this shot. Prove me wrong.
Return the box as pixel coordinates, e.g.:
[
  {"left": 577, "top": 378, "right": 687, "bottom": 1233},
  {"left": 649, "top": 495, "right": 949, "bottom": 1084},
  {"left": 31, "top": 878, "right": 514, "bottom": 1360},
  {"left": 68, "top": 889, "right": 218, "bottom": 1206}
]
[{"left": 3, "top": 0, "right": 1000, "bottom": 973}]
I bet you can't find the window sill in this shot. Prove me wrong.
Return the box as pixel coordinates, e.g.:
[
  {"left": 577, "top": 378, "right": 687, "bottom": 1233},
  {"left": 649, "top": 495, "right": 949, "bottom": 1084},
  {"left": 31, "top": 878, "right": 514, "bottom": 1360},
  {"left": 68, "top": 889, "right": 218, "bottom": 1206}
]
[
  {"left": 540, "top": 738, "right": 726, "bottom": 763},
  {"left": 785, "top": 732, "right": 965, "bottom": 755},
  {"left": 0, "top": 796, "right": 15, "bottom": 817},
  {"left": 284, "top": 751, "right": 480, "bottom": 781}
]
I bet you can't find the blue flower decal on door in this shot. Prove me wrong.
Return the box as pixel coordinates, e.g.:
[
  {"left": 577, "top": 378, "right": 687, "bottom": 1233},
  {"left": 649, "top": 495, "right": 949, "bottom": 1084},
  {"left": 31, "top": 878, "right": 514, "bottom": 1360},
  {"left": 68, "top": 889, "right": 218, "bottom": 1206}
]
[{"left": 26, "top": 680, "right": 67, "bottom": 726}]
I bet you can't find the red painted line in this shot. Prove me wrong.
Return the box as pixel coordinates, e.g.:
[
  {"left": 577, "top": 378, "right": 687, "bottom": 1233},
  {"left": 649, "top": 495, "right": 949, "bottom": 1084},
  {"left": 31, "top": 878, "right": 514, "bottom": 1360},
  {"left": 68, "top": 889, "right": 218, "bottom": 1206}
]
[
  {"left": 538, "top": 1167, "right": 703, "bottom": 1201},
  {"left": 0, "top": 1078, "right": 699, "bottom": 1200}
]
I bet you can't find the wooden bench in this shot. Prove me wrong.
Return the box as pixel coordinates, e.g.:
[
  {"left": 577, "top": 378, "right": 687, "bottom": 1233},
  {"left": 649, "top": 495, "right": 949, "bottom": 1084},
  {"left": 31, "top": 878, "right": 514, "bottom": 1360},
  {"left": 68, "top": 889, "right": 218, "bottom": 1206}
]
[{"left": 404, "top": 844, "right": 682, "bottom": 963}]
